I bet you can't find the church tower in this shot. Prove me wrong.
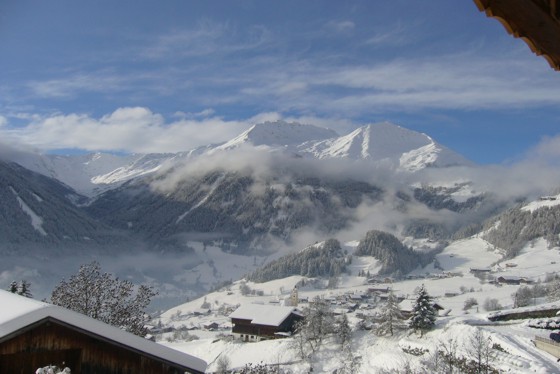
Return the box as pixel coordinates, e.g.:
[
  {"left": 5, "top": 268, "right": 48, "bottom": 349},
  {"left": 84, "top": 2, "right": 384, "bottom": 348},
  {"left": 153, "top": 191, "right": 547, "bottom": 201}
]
[{"left": 290, "top": 286, "right": 298, "bottom": 307}]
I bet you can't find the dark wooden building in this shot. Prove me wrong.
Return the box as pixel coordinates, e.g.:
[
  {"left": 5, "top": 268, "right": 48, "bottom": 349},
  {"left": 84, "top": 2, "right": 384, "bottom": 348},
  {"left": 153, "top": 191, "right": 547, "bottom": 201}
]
[
  {"left": 0, "top": 290, "right": 206, "bottom": 374},
  {"left": 229, "top": 304, "right": 303, "bottom": 342}
]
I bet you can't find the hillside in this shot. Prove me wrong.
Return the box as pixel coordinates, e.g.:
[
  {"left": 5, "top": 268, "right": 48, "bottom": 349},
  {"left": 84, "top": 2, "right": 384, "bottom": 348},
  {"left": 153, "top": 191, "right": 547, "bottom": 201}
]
[
  {"left": 355, "top": 230, "right": 425, "bottom": 275},
  {"left": 483, "top": 194, "right": 560, "bottom": 257},
  {"left": 0, "top": 121, "right": 556, "bottom": 307},
  {"left": 86, "top": 165, "right": 384, "bottom": 253},
  {"left": 155, "top": 233, "right": 560, "bottom": 373},
  {"left": 0, "top": 160, "right": 125, "bottom": 252},
  {"left": 148, "top": 193, "right": 560, "bottom": 372},
  {"left": 247, "top": 239, "right": 349, "bottom": 282}
]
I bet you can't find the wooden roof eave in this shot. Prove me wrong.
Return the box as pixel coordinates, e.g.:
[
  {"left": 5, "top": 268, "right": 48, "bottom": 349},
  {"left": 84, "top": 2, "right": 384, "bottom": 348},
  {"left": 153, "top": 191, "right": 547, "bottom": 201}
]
[
  {"left": 474, "top": 0, "right": 560, "bottom": 71},
  {"left": 0, "top": 317, "right": 206, "bottom": 374}
]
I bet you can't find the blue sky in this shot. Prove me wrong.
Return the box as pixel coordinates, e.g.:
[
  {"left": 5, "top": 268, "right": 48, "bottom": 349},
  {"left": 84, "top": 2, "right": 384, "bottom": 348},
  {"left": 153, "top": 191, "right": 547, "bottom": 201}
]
[{"left": 1, "top": 0, "right": 560, "bottom": 164}]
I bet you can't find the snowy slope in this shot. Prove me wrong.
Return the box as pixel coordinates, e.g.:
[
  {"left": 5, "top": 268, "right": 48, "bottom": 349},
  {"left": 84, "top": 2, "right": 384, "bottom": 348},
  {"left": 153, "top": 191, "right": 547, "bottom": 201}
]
[
  {"left": 213, "top": 121, "right": 472, "bottom": 172},
  {"left": 7, "top": 151, "right": 183, "bottom": 197},
  {"left": 522, "top": 193, "right": 560, "bottom": 213},
  {"left": 213, "top": 120, "right": 339, "bottom": 152},
  {"left": 298, "top": 122, "right": 472, "bottom": 171},
  {"left": 156, "top": 235, "right": 560, "bottom": 373},
  {"left": 90, "top": 153, "right": 180, "bottom": 185}
]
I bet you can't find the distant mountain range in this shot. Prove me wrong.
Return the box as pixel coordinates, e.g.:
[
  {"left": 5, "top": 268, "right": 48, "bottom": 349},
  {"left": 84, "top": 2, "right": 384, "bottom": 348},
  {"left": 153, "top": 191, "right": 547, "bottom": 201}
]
[
  {"left": 0, "top": 121, "right": 524, "bottom": 255},
  {"left": 2, "top": 120, "right": 557, "bottom": 304},
  {"left": 7, "top": 121, "right": 472, "bottom": 197}
]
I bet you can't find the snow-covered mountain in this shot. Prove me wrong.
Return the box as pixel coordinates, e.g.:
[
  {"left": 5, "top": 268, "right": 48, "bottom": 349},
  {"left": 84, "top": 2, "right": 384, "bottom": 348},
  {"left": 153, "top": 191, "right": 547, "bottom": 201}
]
[
  {"left": 213, "top": 120, "right": 339, "bottom": 152},
  {"left": 6, "top": 151, "right": 183, "bottom": 197},
  {"left": 3, "top": 121, "right": 474, "bottom": 197},
  {"left": 2, "top": 121, "right": 560, "bottom": 372},
  {"left": 211, "top": 121, "right": 472, "bottom": 172},
  {"left": 0, "top": 160, "right": 130, "bottom": 251},
  {"left": 5, "top": 119, "right": 555, "bottom": 307},
  {"left": 298, "top": 122, "right": 472, "bottom": 171}
]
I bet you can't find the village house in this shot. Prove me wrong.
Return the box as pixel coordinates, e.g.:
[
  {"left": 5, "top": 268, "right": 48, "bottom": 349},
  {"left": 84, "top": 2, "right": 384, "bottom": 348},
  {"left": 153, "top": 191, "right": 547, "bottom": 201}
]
[
  {"left": 470, "top": 267, "right": 492, "bottom": 274},
  {"left": 399, "top": 299, "right": 445, "bottom": 318},
  {"left": 497, "top": 275, "right": 531, "bottom": 285},
  {"left": 230, "top": 304, "right": 303, "bottom": 342},
  {"left": 0, "top": 290, "right": 206, "bottom": 373},
  {"left": 444, "top": 291, "right": 460, "bottom": 298}
]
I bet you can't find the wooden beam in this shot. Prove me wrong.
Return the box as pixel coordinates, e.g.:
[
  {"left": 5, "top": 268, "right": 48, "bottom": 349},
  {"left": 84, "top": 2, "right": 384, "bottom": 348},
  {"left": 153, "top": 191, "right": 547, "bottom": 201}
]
[{"left": 474, "top": 0, "right": 560, "bottom": 70}]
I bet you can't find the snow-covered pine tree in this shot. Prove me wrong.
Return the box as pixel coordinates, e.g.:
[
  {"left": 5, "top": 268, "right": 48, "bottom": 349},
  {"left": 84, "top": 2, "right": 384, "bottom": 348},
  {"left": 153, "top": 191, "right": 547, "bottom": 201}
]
[
  {"left": 7, "top": 280, "right": 32, "bottom": 298},
  {"left": 336, "top": 313, "right": 352, "bottom": 348},
  {"left": 376, "top": 289, "right": 405, "bottom": 336},
  {"left": 19, "top": 280, "right": 32, "bottom": 298},
  {"left": 409, "top": 285, "right": 437, "bottom": 336},
  {"left": 7, "top": 280, "right": 18, "bottom": 294}
]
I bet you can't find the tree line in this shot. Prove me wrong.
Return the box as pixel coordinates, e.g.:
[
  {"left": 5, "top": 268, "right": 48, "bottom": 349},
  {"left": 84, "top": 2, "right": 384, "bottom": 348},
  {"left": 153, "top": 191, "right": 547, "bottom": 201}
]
[{"left": 247, "top": 239, "right": 349, "bottom": 282}]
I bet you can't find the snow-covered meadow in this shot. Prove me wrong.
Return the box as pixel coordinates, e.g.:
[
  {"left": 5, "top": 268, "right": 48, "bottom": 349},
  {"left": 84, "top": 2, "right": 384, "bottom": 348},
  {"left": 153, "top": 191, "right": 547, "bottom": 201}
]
[{"left": 153, "top": 236, "right": 560, "bottom": 373}]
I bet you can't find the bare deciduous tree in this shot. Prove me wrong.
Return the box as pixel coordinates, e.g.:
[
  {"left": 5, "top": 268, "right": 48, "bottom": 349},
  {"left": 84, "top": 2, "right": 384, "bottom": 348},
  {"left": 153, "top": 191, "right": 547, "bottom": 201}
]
[
  {"left": 215, "top": 354, "right": 231, "bottom": 374},
  {"left": 466, "top": 328, "right": 493, "bottom": 374},
  {"left": 50, "top": 261, "right": 157, "bottom": 336},
  {"left": 290, "top": 296, "right": 335, "bottom": 359}
]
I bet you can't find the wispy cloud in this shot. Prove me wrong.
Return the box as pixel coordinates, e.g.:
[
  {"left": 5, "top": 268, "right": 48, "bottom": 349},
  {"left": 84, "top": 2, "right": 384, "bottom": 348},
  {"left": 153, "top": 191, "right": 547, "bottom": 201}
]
[
  {"left": 325, "top": 20, "right": 355, "bottom": 34},
  {"left": 13, "top": 27, "right": 560, "bottom": 125},
  {"left": 141, "top": 19, "right": 271, "bottom": 60},
  {"left": 365, "top": 22, "right": 412, "bottom": 46},
  {"left": 27, "top": 72, "right": 125, "bottom": 98},
  {"left": 1, "top": 107, "right": 288, "bottom": 153},
  {"left": 230, "top": 51, "right": 560, "bottom": 114},
  {"left": 524, "top": 134, "right": 560, "bottom": 165}
]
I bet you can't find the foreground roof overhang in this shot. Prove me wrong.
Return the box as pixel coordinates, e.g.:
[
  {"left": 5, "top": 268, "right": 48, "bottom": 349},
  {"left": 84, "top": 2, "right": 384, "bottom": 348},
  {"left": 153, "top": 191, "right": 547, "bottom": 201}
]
[
  {"left": 0, "top": 290, "right": 206, "bottom": 373},
  {"left": 474, "top": 0, "right": 560, "bottom": 70}
]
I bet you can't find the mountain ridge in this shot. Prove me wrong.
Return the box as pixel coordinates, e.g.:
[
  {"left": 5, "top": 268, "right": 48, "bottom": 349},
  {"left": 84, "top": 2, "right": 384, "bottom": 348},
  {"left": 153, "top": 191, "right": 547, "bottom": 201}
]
[{"left": 3, "top": 121, "right": 474, "bottom": 197}]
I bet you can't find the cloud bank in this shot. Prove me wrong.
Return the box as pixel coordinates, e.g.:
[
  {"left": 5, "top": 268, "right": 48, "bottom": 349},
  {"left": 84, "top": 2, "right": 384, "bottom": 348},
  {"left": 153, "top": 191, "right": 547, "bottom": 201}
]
[{"left": 147, "top": 141, "right": 560, "bottom": 251}]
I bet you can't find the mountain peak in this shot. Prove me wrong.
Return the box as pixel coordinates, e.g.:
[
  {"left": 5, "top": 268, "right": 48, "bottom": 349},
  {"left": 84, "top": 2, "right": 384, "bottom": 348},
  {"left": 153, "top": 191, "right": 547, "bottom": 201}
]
[
  {"left": 215, "top": 121, "right": 339, "bottom": 151},
  {"left": 299, "top": 122, "right": 472, "bottom": 170}
]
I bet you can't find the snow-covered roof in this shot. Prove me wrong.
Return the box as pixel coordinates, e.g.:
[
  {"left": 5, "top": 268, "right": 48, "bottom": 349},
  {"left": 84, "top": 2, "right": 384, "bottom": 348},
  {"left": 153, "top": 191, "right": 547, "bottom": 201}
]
[
  {"left": 398, "top": 299, "right": 415, "bottom": 311},
  {"left": 497, "top": 275, "right": 525, "bottom": 281},
  {"left": 398, "top": 299, "right": 443, "bottom": 312},
  {"left": 0, "top": 290, "right": 206, "bottom": 372},
  {"left": 229, "top": 304, "right": 300, "bottom": 327}
]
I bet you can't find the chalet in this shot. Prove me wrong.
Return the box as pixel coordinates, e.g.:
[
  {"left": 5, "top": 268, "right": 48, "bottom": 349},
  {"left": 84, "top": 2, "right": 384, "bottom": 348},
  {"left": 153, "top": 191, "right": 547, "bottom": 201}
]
[
  {"left": 202, "top": 322, "right": 221, "bottom": 331},
  {"left": 349, "top": 293, "right": 366, "bottom": 302},
  {"left": 0, "top": 290, "right": 206, "bottom": 374},
  {"left": 378, "top": 294, "right": 405, "bottom": 303},
  {"left": 497, "top": 275, "right": 529, "bottom": 285},
  {"left": 470, "top": 267, "right": 492, "bottom": 274},
  {"left": 229, "top": 304, "right": 303, "bottom": 342},
  {"left": 399, "top": 299, "right": 445, "bottom": 318},
  {"left": 368, "top": 287, "right": 390, "bottom": 294}
]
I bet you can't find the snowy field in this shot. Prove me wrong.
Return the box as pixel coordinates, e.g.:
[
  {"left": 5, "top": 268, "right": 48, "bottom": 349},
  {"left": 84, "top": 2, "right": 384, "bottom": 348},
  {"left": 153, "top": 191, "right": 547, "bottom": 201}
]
[{"left": 154, "top": 236, "right": 560, "bottom": 373}]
